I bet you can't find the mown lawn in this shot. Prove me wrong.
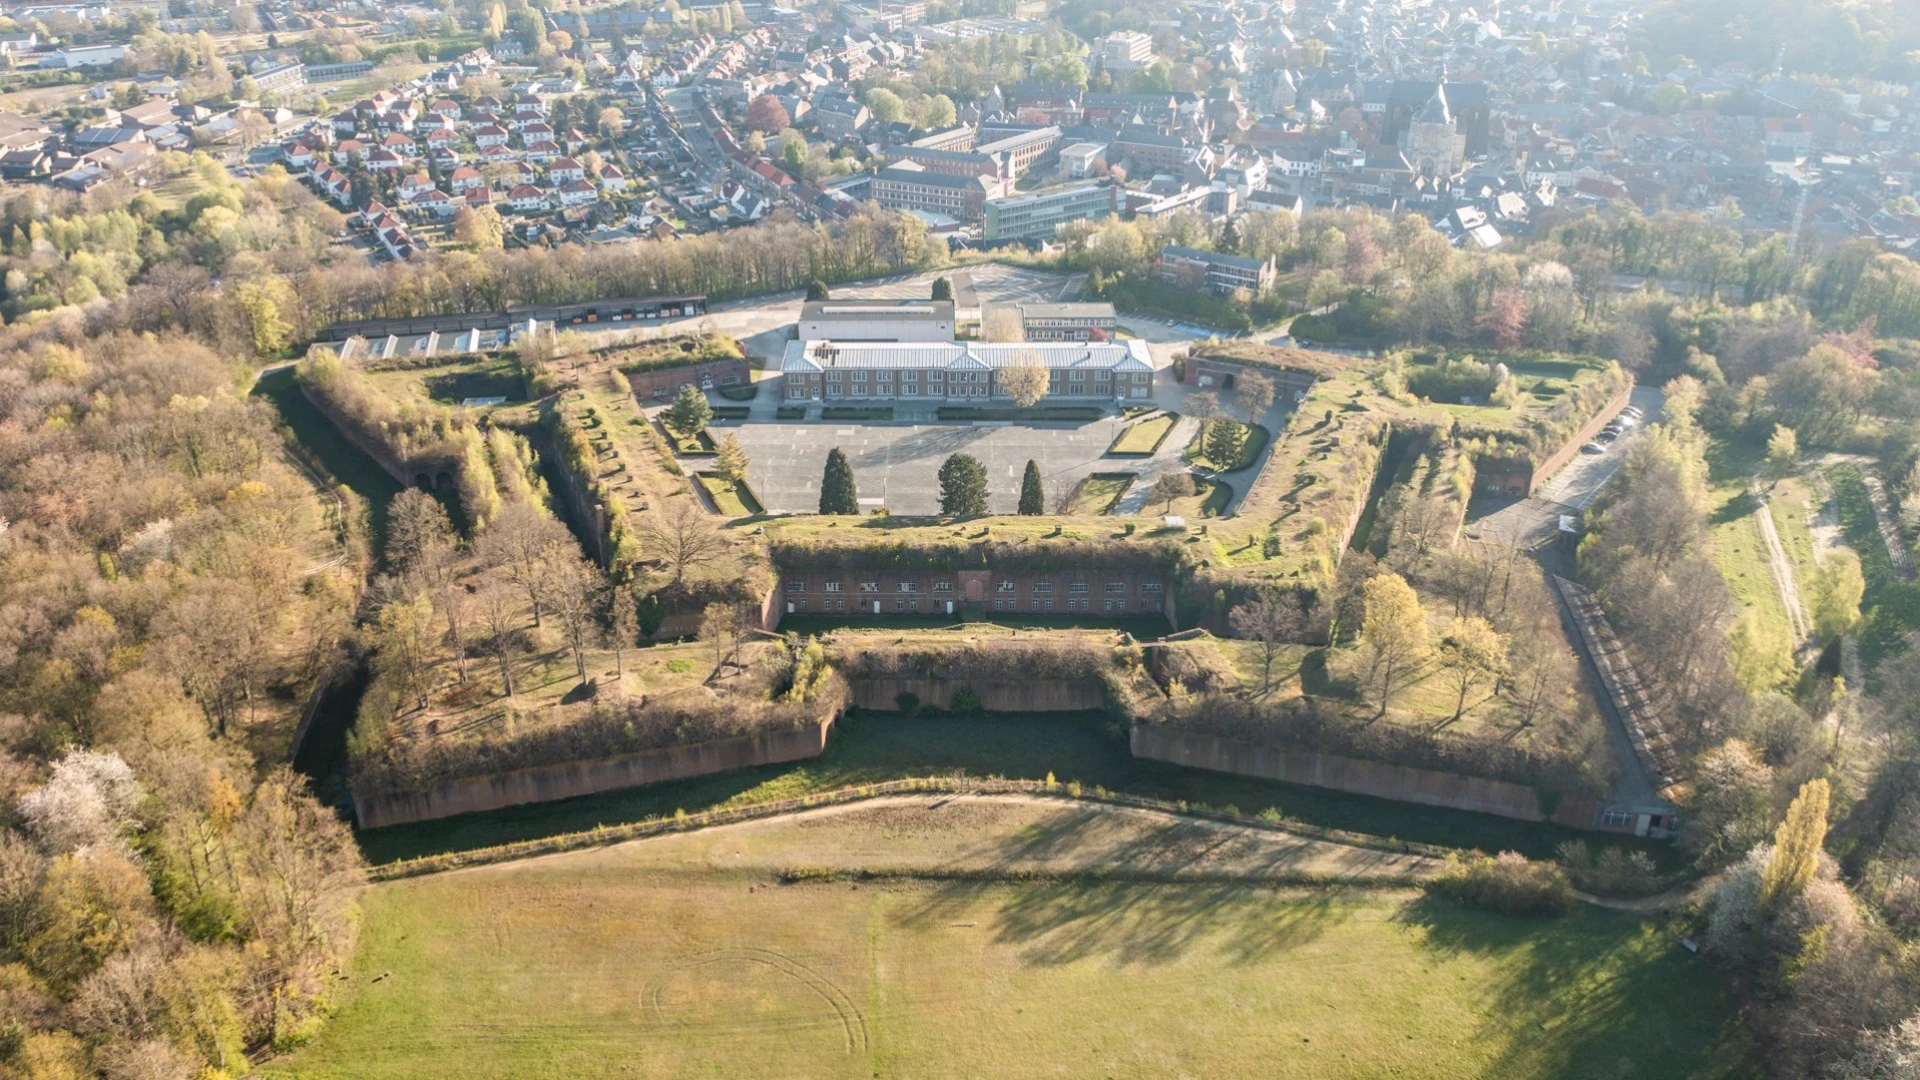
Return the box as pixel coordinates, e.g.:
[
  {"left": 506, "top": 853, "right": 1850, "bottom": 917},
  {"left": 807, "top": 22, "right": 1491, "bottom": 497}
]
[
  {"left": 354, "top": 711, "right": 1672, "bottom": 871},
  {"left": 1065, "top": 472, "right": 1134, "bottom": 514},
  {"left": 1165, "top": 476, "right": 1234, "bottom": 518},
  {"left": 1186, "top": 422, "right": 1272, "bottom": 472},
  {"left": 274, "top": 813, "right": 1752, "bottom": 1080},
  {"left": 694, "top": 472, "right": 762, "bottom": 516},
  {"left": 1108, "top": 413, "right": 1178, "bottom": 455},
  {"left": 662, "top": 422, "right": 716, "bottom": 456}
]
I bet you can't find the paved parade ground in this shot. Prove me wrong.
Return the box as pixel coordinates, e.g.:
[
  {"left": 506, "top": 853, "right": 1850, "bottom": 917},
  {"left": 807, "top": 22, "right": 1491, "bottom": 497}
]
[{"left": 725, "top": 416, "right": 1130, "bottom": 515}]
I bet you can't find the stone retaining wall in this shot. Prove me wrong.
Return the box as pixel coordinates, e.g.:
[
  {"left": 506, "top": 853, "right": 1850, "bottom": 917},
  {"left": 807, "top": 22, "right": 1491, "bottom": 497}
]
[
  {"left": 352, "top": 716, "right": 834, "bottom": 829},
  {"left": 300, "top": 384, "right": 417, "bottom": 488},
  {"left": 851, "top": 678, "right": 1108, "bottom": 712},
  {"left": 1131, "top": 723, "right": 1600, "bottom": 829}
]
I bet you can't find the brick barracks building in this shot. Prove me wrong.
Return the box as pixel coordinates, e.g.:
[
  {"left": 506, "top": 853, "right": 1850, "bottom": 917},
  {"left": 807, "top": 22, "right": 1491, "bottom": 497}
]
[
  {"left": 778, "top": 339, "right": 1155, "bottom": 402},
  {"left": 776, "top": 567, "right": 1170, "bottom": 619}
]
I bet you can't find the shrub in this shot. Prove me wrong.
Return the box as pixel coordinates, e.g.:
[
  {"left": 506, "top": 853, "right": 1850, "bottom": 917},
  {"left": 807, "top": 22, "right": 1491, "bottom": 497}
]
[
  {"left": 1405, "top": 355, "right": 1499, "bottom": 404},
  {"left": 895, "top": 691, "right": 921, "bottom": 716},
  {"left": 1555, "top": 840, "right": 1660, "bottom": 896},
  {"left": 1427, "top": 852, "right": 1573, "bottom": 916},
  {"left": 950, "top": 687, "right": 982, "bottom": 713}
]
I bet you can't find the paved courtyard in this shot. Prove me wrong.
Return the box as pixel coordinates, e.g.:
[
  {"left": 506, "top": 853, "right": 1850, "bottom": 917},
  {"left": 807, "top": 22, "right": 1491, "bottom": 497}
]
[{"left": 725, "top": 415, "right": 1152, "bottom": 516}]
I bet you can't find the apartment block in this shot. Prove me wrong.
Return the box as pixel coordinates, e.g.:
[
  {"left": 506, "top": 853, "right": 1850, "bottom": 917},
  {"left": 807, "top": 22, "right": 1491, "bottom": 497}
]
[
  {"left": 982, "top": 182, "right": 1115, "bottom": 241},
  {"left": 1153, "top": 244, "right": 1278, "bottom": 295},
  {"left": 870, "top": 164, "right": 1001, "bottom": 220}
]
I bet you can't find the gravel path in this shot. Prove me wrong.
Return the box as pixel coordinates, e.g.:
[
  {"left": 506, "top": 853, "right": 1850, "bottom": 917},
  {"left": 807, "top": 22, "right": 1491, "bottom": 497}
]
[{"left": 1752, "top": 485, "right": 1810, "bottom": 647}]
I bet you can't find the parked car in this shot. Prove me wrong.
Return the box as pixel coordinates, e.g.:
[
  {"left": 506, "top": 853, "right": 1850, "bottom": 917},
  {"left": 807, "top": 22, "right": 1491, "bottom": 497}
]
[{"left": 1581, "top": 442, "right": 1607, "bottom": 455}]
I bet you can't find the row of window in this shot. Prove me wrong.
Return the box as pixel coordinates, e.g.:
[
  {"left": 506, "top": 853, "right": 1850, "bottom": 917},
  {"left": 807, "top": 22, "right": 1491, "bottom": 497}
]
[
  {"left": 826, "top": 371, "right": 988, "bottom": 384},
  {"left": 790, "top": 580, "right": 1163, "bottom": 594},
  {"left": 819, "top": 370, "right": 1150, "bottom": 385},
  {"left": 791, "top": 596, "right": 1165, "bottom": 613}
]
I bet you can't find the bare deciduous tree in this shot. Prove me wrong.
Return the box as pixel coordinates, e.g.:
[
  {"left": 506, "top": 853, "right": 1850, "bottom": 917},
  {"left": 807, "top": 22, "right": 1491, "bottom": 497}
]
[
  {"left": 1149, "top": 470, "right": 1196, "bottom": 513},
  {"left": 642, "top": 500, "right": 730, "bottom": 585},
  {"left": 475, "top": 502, "right": 570, "bottom": 626},
  {"left": 474, "top": 579, "right": 524, "bottom": 699},
  {"left": 982, "top": 303, "right": 1026, "bottom": 342},
  {"left": 1237, "top": 372, "right": 1277, "bottom": 422},
  {"left": 543, "top": 555, "right": 605, "bottom": 687},
  {"left": 1228, "top": 589, "right": 1310, "bottom": 693},
  {"left": 700, "top": 602, "right": 744, "bottom": 676}
]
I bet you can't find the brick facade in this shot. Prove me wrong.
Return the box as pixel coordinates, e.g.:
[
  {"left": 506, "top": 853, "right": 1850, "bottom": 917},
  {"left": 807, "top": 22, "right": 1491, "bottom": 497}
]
[{"left": 774, "top": 568, "right": 1172, "bottom": 621}]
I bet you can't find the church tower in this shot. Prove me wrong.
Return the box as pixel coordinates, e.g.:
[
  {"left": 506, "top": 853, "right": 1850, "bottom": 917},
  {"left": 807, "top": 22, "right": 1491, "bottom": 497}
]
[{"left": 1400, "top": 79, "right": 1465, "bottom": 178}]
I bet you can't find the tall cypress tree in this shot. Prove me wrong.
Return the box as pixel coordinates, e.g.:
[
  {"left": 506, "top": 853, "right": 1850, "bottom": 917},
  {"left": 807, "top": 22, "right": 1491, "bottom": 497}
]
[
  {"left": 819, "top": 447, "right": 858, "bottom": 514},
  {"left": 1018, "top": 459, "right": 1044, "bottom": 515}
]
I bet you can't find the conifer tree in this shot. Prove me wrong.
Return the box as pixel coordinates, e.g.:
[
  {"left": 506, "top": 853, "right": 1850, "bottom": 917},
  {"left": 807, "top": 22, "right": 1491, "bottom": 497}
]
[
  {"left": 820, "top": 447, "right": 859, "bottom": 514},
  {"left": 938, "top": 453, "right": 989, "bottom": 517},
  {"left": 1018, "top": 459, "right": 1044, "bottom": 515},
  {"left": 1205, "top": 415, "right": 1247, "bottom": 469}
]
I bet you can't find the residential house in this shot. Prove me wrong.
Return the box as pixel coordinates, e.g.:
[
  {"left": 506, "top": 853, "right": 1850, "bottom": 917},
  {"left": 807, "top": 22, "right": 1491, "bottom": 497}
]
[{"left": 508, "top": 184, "right": 550, "bottom": 211}]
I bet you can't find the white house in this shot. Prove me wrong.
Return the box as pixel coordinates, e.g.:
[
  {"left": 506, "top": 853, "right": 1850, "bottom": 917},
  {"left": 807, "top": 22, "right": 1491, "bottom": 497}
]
[{"left": 507, "top": 183, "right": 550, "bottom": 211}]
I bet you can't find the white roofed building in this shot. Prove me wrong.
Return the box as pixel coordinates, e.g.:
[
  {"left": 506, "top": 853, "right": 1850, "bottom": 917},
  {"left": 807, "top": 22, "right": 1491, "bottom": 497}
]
[{"left": 779, "top": 339, "right": 1155, "bottom": 403}]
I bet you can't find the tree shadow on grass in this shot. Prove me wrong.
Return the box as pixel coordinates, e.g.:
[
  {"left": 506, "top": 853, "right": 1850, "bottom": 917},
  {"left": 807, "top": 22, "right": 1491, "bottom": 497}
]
[
  {"left": 1395, "top": 895, "right": 1758, "bottom": 1079},
  {"left": 1712, "top": 491, "right": 1759, "bottom": 527},
  {"left": 885, "top": 806, "right": 1373, "bottom": 967},
  {"left": 892, "top": 877, "right": 1353, "bottom": 970}
]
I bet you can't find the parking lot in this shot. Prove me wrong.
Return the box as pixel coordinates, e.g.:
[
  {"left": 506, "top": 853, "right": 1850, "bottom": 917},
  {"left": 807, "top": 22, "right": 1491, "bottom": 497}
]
[
  {"left": 1465, "top": 386, "right": 1665, "bottom": 548},
  {"left": 723, "top": 415, "right": 1133, "bottom": 516}
]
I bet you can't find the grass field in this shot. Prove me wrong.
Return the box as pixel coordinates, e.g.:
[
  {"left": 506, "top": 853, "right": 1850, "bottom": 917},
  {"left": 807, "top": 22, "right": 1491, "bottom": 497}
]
[
  {"left": 273, "top": 802, "right": 1751, "bottom": 1080},
  {"left": 1108, "top": 413, "right": 1178, "bottom": 455},
  {"left": 1705, "top": 436, "right": 1795, "bottom": 646},
  {"left": 1830, "top": 464, "right": 1920, "bottom": 670}
]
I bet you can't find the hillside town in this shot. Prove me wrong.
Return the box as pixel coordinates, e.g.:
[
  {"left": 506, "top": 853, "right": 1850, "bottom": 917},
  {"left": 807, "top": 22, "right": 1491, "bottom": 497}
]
[{"left": 0, "top": 0, "right": 1913, "bottom": 261}]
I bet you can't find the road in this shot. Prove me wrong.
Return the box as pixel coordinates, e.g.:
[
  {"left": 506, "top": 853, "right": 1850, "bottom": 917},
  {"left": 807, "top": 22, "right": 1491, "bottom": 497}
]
[
  {"left": 1466, "top": 385, "right": 1665, "bottom": 549},
  {"left": 1462, "top": 385, "right": 1675, "bottom": 817}
]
